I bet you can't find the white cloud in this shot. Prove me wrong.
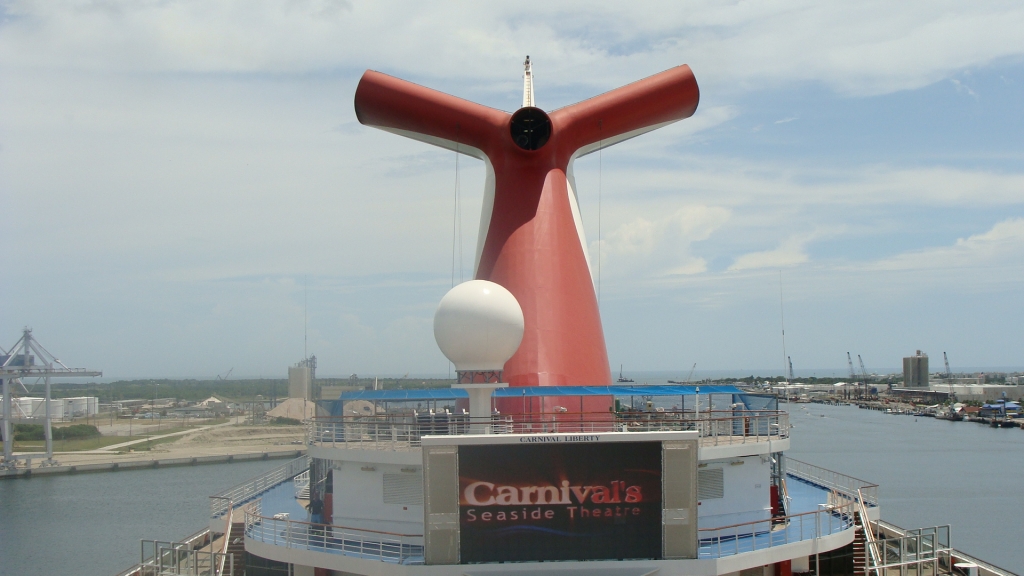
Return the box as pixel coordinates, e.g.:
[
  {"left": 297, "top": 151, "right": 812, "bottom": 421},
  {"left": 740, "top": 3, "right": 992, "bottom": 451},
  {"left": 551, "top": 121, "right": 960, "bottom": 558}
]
[
  {"left": 2, "top": 2, "right": 1023, "bottom": 98},
  {"left": 729, "top": 235, "right": 811, "bottom": 271},
  {"left": 2, "top": 1, "right": 1023, "bottom": 374},
  {"left": 592, "top": 205, "right": 730, "bottom": 277},
  {"left": 868, "top": 218, "right": 1024, "bottom": 273}
]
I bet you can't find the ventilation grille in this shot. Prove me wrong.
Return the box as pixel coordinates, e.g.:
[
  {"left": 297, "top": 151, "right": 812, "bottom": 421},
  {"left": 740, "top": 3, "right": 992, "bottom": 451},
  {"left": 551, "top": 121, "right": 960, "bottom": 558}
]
[
  {"left": 383, "top": 473, "right": 423, "bottom": 505},
  {"left": 697, "top": 467, "right": 724, "bottom": 500}
]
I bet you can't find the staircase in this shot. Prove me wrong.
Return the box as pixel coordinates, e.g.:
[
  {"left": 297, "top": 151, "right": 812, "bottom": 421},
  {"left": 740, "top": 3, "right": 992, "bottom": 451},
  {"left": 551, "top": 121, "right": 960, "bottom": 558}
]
[
  {"left": 852, "top": 522, "right": 867, "bottom": 576},
  {"left": 224, "top": 516, "right": 246, "bottom": 576}
]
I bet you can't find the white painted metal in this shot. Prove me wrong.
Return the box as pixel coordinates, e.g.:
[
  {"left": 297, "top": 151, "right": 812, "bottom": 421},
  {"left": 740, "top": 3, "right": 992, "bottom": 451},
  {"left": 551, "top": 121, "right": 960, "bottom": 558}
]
[
  {"left": 522, "top": 55, "right": 534, "bottom": 108},
  {"left": 433, "top": 280, "right": 524, "bottom": 372},
  {"left": 0, "top": 327, "right": 101, "bottom": 467}
]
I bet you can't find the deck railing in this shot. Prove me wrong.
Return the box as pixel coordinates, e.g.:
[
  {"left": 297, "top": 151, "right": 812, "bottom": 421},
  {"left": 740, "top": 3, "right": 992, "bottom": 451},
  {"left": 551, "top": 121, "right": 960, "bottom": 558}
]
[
  {"left": 868, "top": 524, "right": 953, "bottom": 576},
  {"left": 875, "top": 520, "right": 1018, "bottom": 576},
  {"left": 786, "top": 457, "right": 879, "bottom": 507},
  {"left": 209, "top": 455, "right": 310, "bottom": 521},
  {"left": 308, "top": 411, "right": 789, "bottom": 450},
  {"left": 244, "top": 499, "right": 424, "bottom": 564},
  {"left": 698, "top": 500, "right": 857, "bottom": 558},
  {"left": 122, "top": 534, "right": 233, "bottom": 576},
  {"left": 244, "top": 498, "right": 849, "bottom": 564}
]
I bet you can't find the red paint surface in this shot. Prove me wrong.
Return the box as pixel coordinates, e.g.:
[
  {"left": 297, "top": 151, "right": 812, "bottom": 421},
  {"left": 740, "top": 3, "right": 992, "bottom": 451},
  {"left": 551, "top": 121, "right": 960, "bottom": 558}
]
[{"left": 355, "top": 66, "right": 699, "bottom": 410}]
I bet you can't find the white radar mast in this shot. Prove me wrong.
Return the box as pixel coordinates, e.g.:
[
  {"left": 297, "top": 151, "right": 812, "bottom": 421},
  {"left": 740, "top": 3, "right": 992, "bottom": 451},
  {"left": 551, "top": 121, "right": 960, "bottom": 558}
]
[{"left": 522, "top": 55, "right": 534, "bottom": 108}]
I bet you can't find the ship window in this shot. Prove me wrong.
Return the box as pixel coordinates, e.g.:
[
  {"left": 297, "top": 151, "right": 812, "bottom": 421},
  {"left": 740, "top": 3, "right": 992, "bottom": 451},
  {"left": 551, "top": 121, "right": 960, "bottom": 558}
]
[
  {"left": 698, "top": 467, "right": 724, "bottom": 500},
  {"left": 383, "top": 473, "right": 423, "bottom": 505}
]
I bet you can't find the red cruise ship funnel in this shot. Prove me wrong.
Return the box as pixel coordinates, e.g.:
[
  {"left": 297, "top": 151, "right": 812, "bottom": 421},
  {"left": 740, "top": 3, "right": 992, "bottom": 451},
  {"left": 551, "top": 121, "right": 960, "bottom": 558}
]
[{"left": 354, "top": 63, "right": 699, "bottom": 399}]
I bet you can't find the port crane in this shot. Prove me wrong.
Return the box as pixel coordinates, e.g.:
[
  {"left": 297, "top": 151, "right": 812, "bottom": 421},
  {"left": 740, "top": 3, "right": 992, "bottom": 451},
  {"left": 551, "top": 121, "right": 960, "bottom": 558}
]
[
  {"left": 1, "top": 328, "right": 102, "bottom": 468},
  {"left": 943, "top": 352, "right": 956, "bottom": 402},
  {"left": 667, "top": 363, "right": 696, "bottom": 385},
  {"left": 857, "top": 355, "right": 869, "bottom": 398},
  {"left": 846, "top": 352, "right": 857, "bottom": 398}
]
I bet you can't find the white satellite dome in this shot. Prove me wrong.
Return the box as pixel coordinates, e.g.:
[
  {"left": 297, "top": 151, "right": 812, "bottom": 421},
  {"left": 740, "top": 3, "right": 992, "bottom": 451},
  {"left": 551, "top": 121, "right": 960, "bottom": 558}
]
[{"left": 433, "top": 280, "right": 524, "bottom": 372}]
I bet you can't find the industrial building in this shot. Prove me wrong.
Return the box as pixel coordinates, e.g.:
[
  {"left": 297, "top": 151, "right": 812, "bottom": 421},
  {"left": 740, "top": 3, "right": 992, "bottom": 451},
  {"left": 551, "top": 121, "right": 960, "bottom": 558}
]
[
  {"left": 0, "top": 395, "right": 98, "bottom": 420},
  {"left": 903, "top": 350, "right": 929, "bottom": 388}
]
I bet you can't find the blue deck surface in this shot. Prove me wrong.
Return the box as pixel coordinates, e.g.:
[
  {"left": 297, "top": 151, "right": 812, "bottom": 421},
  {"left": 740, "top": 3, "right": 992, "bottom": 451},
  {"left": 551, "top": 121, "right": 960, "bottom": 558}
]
[{"left": 259, "top": 478, "right": 310, "bottom": 521}]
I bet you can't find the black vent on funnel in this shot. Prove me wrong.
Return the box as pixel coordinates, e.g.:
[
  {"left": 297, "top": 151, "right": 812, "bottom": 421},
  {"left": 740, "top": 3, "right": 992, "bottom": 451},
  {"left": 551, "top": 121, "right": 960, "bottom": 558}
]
[{"left": 509, "top": 107, "right": 551, "bottom": 150}]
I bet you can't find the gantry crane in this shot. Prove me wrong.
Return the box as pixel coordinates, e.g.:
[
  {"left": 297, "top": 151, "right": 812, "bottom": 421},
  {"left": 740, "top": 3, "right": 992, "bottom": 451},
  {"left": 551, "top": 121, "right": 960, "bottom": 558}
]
[{"left": 1, "top": 328, "right": 101, "bottom": 467}]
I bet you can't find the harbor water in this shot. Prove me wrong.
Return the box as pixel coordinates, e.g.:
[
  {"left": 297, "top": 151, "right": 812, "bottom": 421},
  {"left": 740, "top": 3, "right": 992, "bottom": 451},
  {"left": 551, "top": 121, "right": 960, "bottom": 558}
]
[
  {"left": 1, "top": 403, "right": 1022, "bottom": 574},
  {"left": 786, "top": 403, "right": 1024, "bottom": 571},
  {"left": 0, "top": 459, "right": 281, "bottom": 576}
]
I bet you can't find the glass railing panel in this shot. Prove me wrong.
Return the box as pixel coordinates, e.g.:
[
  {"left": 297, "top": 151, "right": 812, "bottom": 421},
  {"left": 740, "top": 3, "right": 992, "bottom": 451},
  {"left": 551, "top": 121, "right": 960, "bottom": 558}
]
[{"left": 308, "top": 411, "right": 790, "bottom": 451}]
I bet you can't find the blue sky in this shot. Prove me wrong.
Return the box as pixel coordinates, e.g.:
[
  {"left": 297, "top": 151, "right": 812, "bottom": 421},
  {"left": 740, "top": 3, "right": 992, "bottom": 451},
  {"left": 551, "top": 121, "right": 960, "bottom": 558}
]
[{"left": 1, "top": 1, "right": 1022, "bottom": 378}]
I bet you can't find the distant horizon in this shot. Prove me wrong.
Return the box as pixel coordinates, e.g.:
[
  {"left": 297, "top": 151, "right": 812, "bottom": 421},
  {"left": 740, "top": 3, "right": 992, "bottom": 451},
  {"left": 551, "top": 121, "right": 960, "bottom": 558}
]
[{"left": 53, "top": 366, "right": 1024, "bottom": 384}]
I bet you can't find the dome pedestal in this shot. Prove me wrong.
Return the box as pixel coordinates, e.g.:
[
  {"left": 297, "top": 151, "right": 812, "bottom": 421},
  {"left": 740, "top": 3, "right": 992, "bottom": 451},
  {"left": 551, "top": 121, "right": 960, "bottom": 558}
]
[{"left": 453, "top": 379, "right": 508, "bottom": 434}]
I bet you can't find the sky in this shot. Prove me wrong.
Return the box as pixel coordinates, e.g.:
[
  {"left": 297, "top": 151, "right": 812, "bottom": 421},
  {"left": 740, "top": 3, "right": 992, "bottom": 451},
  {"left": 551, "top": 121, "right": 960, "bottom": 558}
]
[{"left": 2, "top": 1, "right": 1023, "bottom": 379}]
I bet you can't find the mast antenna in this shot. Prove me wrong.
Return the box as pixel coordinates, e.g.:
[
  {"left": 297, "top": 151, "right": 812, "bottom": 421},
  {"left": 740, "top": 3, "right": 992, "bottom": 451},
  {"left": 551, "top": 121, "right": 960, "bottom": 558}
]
[
  {"left": 779, "top": 271, "right": 787, "bottom": 385},
  {"left": 522, "top": 56, "right": 534, "bottom": 108}
]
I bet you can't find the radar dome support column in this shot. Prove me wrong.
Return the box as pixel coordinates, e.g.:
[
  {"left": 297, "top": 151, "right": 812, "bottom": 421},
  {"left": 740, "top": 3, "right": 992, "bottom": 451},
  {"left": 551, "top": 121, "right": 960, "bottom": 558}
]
[
  {"left": 356, "top": 63, "right": 699, "bottom": 397},
  {"left": 435, "top": 281, "right": 523, "bottom": 433}
]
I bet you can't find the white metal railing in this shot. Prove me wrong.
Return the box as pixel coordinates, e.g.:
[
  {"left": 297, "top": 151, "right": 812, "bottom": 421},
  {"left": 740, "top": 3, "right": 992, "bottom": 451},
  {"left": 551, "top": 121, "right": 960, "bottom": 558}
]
[
  {"left": 244, "top": 499, "right": 424, "bottom": 564},
  {"left": 308, "top": 411, "right": 789, "bottom": 451},
  {"left": 786, "top": 457, "right": 879, "bottom": 507},
  {"left": 129, "top": 537, "right": 233, "bottom": 576},
  {"left": 857, "top": 489, "right": 883, "bottom": 569},
  {"left": 293, "top": 469, "right": 310, "bottom": 499},
  {"left": 209, "top": 455, "right": 309, "bottom": 520},
  {"left": 868, "top": 525, "right": 952, "bottom": 575},
  {"left": 876, "top": 520, "right": 1018, "bottom": 576},
  {"left": 698, "top": 500, "right": 857, "bottom": 558}
]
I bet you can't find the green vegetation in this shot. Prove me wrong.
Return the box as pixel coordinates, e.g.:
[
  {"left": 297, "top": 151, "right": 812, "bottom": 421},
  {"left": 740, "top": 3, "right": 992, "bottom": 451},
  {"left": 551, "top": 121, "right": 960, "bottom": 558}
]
[
  {"left": 42, "top": 377, "right": 456, "bottom": 404},
  {"left": 271, "top": 417, "right": 302, "bottom": 426},
  {"left": 15, "top": 435, "right": 130, "bottom": 451},
  {"left": 12, "top": 423, "right": 101, "bottom": 441}
]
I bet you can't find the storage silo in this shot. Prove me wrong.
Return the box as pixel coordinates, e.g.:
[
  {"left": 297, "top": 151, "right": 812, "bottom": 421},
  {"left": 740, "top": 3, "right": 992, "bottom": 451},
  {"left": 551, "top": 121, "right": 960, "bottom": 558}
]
[{"left": 903, "top": 350, "right": 929, "bottom": 388}]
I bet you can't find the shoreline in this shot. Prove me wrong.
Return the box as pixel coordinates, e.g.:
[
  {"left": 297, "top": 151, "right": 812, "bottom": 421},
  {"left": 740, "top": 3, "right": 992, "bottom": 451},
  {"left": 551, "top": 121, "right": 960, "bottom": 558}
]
[{"left": 0, "top": 448, "right": 306, "bottom": 479}]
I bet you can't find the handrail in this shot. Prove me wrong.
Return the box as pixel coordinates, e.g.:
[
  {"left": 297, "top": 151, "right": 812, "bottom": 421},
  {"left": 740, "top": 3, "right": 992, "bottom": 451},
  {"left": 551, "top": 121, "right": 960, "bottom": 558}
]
[
  {"left": 244, "top": 499, "right": 424, "bottom": 564},
  {"left": 209, "top": 455, "right": 309, "bottom": 520},
  {"left": 700, "top": 500, "right": 854, "bottom": 533},
  {"left": 212, "top": 497, "right": 233, "bottom": 576},
  {"left": 857, "top": 488, "right": 882, "bottom": 572},
  {"left": 308, "top": 411, "right": 789, "bottom": 451},
  {"left": 128, "top": 536, "right": 232, "bottom": 576},
  {"left": 248, "top": 508, "right": 422, "bottom": 538},
  {"left": 786, "top": 457, "right": 879, "bottom": 506},
  {"left": 876, "top": 520, "right": 1015, "bottom": 576},
  {"left": 697, "top": 500, "right": 857, "bottom": 558}
]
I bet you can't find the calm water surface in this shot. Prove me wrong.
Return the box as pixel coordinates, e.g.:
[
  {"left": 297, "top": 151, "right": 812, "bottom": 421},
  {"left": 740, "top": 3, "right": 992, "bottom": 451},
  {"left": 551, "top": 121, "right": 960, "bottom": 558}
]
[
  {"left": 2, "top": 406, "right": 1022, "bottom": 574},
  {"left": 787, "top": 403, "right": 1024, "bottom": 571},
  {"left": 0, "top": 460, "right": 281, "bottom": 576}
]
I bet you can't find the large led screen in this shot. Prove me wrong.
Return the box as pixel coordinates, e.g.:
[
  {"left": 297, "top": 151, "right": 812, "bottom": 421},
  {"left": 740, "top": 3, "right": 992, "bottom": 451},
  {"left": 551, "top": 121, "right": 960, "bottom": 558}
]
[{"left": 458, "top": 440, "right": 662, "bottom": 563}]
